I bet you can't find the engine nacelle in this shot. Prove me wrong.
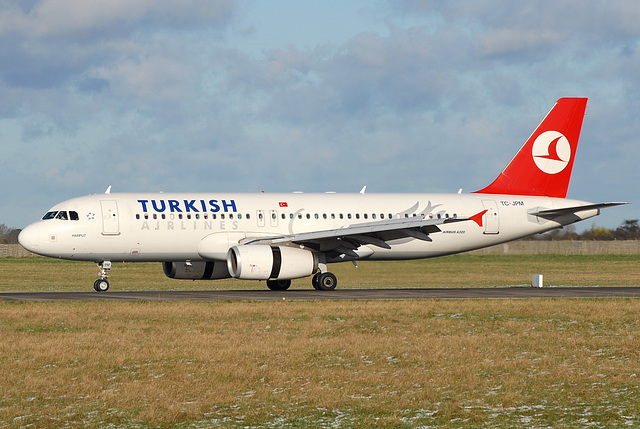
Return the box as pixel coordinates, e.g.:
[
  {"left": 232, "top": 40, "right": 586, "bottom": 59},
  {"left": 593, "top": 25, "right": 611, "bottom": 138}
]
[
  {"left": 227, "top": 245, "right": 318, "bottom": 280},
  {"left": 163, "top": 261, "right": 231, "bottom": 280},
  {"left": 198, "top": 232, "right": 246, "bottom": 261}
]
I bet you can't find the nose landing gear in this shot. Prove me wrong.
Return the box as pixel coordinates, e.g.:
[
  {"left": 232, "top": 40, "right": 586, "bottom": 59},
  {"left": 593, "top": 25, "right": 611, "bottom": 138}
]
[{"left": 94, "top": 261, "right": 111, "bottom": 292}]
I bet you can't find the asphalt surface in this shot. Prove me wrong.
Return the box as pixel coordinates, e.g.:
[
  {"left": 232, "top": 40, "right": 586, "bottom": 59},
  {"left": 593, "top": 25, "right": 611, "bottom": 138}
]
[{"left": 2, "top": 287, "right": 640, "bottom": 301}]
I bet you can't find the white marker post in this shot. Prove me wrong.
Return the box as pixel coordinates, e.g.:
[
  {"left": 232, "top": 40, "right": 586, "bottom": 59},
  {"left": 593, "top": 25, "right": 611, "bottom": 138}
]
[{"left": 532, "top": 274, "right": 544, "bottom": 288}]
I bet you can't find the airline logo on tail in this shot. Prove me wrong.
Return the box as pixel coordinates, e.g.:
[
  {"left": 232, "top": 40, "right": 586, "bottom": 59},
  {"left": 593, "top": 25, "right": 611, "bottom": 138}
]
[
  {"left": 474, "top": 97, "right": 587, "bottom": 198},
  {"left": 532, "top": 131, "right": 571, "bottom": 174}
]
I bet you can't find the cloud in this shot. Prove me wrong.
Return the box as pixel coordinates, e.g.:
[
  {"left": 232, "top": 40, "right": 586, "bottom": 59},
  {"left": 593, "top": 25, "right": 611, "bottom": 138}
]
[
  {"left": 479, "top": 29, "right": 562, "bottom": 57},
  {"left": 222, "top": 25, "right": 469, "bottom": 132},
  {"left": 0, "top": 0, "right": 237, "bottom": 95},
  {"left": 91, "top": 54, "right": 195, "bottom": 103},
  {"left": 0, "top": 0, "right": 236, "bottom": 38}
]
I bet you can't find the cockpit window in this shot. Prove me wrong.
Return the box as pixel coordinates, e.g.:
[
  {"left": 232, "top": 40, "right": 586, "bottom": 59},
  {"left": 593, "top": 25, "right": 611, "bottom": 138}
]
[
  {"left": 42, "top": 210, "right": 79, "bottom": 221},
  {"left": 42, "top": 211, "right": 58, "bottom": 220}
]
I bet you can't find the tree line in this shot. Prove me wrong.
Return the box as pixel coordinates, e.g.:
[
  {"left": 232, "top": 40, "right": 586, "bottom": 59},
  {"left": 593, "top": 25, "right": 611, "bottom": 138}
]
[{"left": 0, "top": 225, "right": 20, "bottom": 244}]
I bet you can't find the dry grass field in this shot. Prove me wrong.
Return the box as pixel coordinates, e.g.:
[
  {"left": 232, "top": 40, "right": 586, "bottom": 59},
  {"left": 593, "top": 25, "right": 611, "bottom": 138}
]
[{"left": 0, "top": 255, "right": 639, "bottom": 428}]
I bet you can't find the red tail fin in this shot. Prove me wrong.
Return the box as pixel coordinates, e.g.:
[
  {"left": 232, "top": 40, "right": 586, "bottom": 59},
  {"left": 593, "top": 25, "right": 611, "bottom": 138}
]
[{"left": 474, "top": 98, "right": 588, "bottom": 198}]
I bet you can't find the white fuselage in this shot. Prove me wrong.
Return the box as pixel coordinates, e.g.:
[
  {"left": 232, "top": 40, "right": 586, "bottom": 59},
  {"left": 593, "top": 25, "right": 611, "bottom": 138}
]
[{"left": 18, "top": 192, "right": 598, "bottom": 263}]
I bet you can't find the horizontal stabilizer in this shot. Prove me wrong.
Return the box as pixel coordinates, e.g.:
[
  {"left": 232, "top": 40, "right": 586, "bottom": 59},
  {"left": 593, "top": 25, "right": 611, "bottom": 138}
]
[{"left": 529, "top": 202, "right": 627, "bottom": 218}]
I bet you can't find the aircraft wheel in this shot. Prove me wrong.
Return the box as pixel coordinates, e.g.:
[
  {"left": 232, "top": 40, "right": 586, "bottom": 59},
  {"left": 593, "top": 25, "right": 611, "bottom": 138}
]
[
  {"left": 312, "top": 273, "right": 321, "bottom": 290},
  {"left": 94, "top": 279, "right": 109, "bottom": 292},
  {"left": 316, "top": 272, "right": 337, "bottom": 291},
  {"left": 267, "top": 279, "right": 291, "bottom": 291}
]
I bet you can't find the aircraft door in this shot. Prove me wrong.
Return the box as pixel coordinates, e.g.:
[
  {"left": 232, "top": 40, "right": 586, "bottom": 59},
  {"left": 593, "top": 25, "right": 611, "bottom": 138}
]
[
  {"left": 481, "top": 200, "right": 499, "bottom": 234},
  {"left": 101, "top": 200, "right": 120, "bottom": 235}
]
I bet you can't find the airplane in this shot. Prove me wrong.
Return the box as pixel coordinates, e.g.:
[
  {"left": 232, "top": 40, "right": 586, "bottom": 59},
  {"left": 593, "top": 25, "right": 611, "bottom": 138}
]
[{"left": 18, "top": 98, "right": 625, "bottom": 292}]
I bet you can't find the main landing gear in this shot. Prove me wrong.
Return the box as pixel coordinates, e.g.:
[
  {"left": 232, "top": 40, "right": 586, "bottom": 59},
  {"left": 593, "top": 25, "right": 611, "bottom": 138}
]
[
  {"left": 312, "top": 272, "right": 337, "bottom": 291},
  {"left": 94, "top": 261, "right": 111, "bottom": 292},
  {"left": 266, "top": 272, "right": 338, "bottom": 291}
]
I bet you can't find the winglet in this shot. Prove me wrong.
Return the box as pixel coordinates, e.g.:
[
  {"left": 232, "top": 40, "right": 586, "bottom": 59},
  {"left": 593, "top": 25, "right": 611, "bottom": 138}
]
[
  {"left": 105, "top": 185, "right": 112, "bottom": 194},
  {"left": 470, "top": 209, "right": 488, "bottom": 227}
]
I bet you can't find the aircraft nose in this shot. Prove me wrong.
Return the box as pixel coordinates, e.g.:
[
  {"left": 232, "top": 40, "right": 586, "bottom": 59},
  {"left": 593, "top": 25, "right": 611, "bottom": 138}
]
[{"left": 18, "top": 224, "right": 40, "bottom": 253}]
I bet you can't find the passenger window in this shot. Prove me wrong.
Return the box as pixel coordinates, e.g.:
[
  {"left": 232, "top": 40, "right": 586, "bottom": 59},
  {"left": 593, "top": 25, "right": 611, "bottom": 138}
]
[
  {"left": 237, "top": 214, "right": 242, "bottom": 220},
  {"left": 212, "top": 214, "right": 217, "bottom": 219},
  {"left": 153, "top": 214, "right": 157, "bottom": 219},
  {"left": 364, "top": 214, "right": 368, "bottom": 219},
  {"left": 389, "top": 214, "right": 392, "bottom": 219},
  {"left": 179, "top": 214, "right": 183, "bottom": 220},
  {"left": 298, "top": 214, "right": 302, "bottom": 219},
  {"left": 246, "top": 214, "right": 251, "bottom": 220},
  {"left": 55, "top": 211, "right": 68, "bottom": 220},
  {"left": 259, "top": 213, "right": 263, "bottom": 220},
  {"left": 229, "top": 214, "right": 233, "bottom": 219},
  {"left": 272, "top": 213, "right": 276, "bottom": 219},
  {"left": 136, "top": 214, "right": 140, "bottom": 220},
  {"left": 339, "top": 214, "right": 344, "bottom": 219},
  {"left": 348, "top": 214, "right": 352, "bottom": 219},
  {"left": 323, "top": 214, "right": 327, "bottom": 219},
  {"left": 196, "top": 214, "right": 200, "bottom": 219},
  {"left": 437, "top": 214, "right": 441, "bottom": 219},
  {"left": 162, "top": 214, "right": 166, "bottom": 219},
  {"left": 221, "top": 214, "right": 225, "bottom": 219},
  {"left": 380, "top": 214, "right": 384, "bottom": 219},
  {"left": 187, "top": 214, "right": 192, "bottom": 220},
  {"left": 281, "top": 214, "right": 285, "bottom": 219},
  {"left": 331, "top": 214, "right": 335, "bottom": 219},
  {"left": 144, "top": 214, "right": 149, "bottom": 220},
  {"left": 314, "top": 214, "right": 319, "bottom": 219},
  {"left": 306, "top": 214, "right": 310, "bottom": 219},
  {"left": 69, "top": 211, "right": 79, "bottom": 221}
]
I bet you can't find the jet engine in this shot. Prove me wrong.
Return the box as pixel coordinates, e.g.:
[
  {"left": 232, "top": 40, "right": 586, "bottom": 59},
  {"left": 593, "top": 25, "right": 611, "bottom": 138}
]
[
  {"left": 227, "top": 245, "right": 317, "bottom": 280},
  {"left": 163, "top": 261, "right": 231, "bottom": 280}
]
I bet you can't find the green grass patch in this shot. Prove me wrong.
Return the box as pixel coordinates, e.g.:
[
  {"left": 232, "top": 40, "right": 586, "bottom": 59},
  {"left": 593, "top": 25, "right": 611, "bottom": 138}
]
[{"left": 1, "top": 254, "right": 639, "bottom": 292}]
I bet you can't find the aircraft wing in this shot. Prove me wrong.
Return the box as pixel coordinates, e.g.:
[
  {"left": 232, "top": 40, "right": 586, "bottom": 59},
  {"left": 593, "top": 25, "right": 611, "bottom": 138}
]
[
  {"left": 529, "top": 202, "right": 627, "bottom": 219},
  {"left": 241, "top": 211, "right": 486, "bottom": 258}
]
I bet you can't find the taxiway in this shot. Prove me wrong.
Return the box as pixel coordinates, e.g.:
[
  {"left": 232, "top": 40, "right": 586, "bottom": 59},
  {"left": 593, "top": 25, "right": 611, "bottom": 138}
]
[{"left": 2, "top": 287, "right": 640, "bottom": 301}]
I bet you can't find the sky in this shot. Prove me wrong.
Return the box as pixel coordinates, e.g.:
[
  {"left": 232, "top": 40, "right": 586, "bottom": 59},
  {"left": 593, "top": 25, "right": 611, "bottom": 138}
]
[{"left": 1, "top": 0, "right": 639, "bottom": 230}]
